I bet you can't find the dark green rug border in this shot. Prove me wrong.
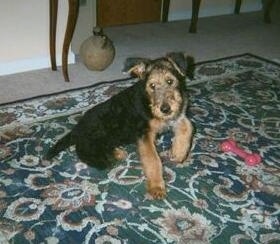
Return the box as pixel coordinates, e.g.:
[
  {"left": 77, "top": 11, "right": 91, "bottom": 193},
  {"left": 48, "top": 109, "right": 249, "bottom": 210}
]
[{"left": 1, "top": 53, "right": 279, "bottom": 107}]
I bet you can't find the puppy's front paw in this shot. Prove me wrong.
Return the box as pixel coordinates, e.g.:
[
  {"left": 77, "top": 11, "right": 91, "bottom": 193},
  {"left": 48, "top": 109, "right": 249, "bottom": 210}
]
[
  {"left": 170, "top": 145, "right": 190, "bottom": 164},
  {"left": 148, "top": 186, "right": 166, "bottom": 199},
  {"left": 147, "top": 181, "right": 166, "bottom": 199}
]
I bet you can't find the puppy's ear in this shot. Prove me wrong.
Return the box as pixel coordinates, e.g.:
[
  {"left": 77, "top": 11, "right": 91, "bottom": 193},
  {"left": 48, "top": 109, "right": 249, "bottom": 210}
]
[
  {"left": 123, "top": 58, "right": 150, "bottom": 79},
  {"left": 167, "top": 52, "right": 195, "bottom": 79}
]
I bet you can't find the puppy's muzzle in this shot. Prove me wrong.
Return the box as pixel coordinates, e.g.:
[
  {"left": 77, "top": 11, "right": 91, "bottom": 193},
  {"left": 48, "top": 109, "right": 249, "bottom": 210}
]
[{"left": 160, "top": 103, "right": 171, "bottom": 115}]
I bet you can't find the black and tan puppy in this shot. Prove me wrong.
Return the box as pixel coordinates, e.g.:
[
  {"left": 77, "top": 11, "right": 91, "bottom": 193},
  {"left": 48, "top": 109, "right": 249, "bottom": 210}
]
[{"left": 45, "top": 52, "right": 194, "bottom": 199}]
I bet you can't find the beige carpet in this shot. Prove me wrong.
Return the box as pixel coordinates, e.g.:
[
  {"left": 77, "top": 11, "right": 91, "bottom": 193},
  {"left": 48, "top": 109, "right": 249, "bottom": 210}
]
[{"left": 0, "top": 11, "right": 280, "bottom": 104}]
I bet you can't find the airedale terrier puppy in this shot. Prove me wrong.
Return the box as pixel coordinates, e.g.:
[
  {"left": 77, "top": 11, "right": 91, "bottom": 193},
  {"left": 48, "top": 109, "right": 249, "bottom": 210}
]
[{"left": 45, "top": 52, "right": 194, "bottom": 199}]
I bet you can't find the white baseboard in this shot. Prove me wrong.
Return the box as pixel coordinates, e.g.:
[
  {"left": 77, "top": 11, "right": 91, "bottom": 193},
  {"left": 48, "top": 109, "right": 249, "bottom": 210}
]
[
  {"left": 0, "top": 52, "right": 75, "bottom": 76},
  {"left": 168, "top": 2, "right": 262, "bottom": 21}
]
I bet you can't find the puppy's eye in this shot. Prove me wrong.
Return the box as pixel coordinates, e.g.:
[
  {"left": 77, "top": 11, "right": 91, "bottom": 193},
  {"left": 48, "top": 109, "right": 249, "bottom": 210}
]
[
  {"left": 166, "top": 80, "right": 173, "bottom": 85},
  {"left": 149, "top": 83, "right": 156, "bottom": 90}
]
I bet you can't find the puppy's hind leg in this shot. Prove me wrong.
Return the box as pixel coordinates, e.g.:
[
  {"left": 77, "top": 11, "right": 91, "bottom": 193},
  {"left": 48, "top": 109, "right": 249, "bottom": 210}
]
[
  {"left": 75, "top": 143, "right": 110, "bottom": 169},
  {"left": 113, "top": 147, "right": 128, "bottom": 161}
]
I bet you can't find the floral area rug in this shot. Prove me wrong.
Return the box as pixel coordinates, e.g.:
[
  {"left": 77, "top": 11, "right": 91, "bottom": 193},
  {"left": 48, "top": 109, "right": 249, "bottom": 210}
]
[{"left": 0, "top": 53, "right": 279, "bottom": 244}]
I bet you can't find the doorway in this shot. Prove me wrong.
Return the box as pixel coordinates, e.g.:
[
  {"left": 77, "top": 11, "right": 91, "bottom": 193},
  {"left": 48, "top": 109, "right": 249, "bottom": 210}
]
[{"left": 97, "top": 0, "right": 166, "bottom": 27}]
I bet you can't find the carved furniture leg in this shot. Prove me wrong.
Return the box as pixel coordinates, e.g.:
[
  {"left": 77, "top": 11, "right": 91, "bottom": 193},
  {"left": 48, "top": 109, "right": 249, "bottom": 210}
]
[
  {"left": 189, "top": 0, "right": 201, "bottom": 33},
  {"left": 162, "top": 0, "right": 170, "bottom": 22},
  {"left": 234, "top": 0, "right": 242, "bottom": 14},
  {"left": 263, "top": 0, "right": 275, "bottom": 23},
  {"left": 49, "top": 0, "right": 58, "bottom": 71},
  {"left": 62, "top": 0, "right": 79, "bottom": 82},
  {"left": 235, "top": 0, "right": 275, "bottom": 24}
]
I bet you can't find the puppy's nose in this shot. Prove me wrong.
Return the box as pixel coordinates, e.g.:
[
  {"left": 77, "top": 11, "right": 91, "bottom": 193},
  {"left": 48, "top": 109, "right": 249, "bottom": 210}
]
[{"left": 160, "top": 103, "right": 171, "bottom": 114}]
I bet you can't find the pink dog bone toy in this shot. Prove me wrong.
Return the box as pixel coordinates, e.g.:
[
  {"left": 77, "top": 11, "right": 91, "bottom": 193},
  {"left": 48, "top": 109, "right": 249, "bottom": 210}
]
[{"left": 220, "top": 139, "right": 261, "bottom": 166}]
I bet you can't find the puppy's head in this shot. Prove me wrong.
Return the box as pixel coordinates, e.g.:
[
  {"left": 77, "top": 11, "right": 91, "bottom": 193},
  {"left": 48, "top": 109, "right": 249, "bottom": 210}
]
[{"left": 123, "top": 52, "right": 195, "bottom": 120}]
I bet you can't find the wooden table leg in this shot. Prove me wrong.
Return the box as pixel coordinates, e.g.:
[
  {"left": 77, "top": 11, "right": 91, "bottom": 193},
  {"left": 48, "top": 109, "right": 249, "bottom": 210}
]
[
  {"left": 234, "top": 0, "right": 275, "bottom": 24},
  {"left": 62, "top": 0, "right": 79, "bottom": 82},
  {"left": 49, "top": 0, "right": 58, "bottom": 71},
  {"left": 189, "top": 0, "right": 201, "bottom": 33},
  {"left": 234, "top": 0, "right": 242, "bottom": 14},
  {"left": 263, "top": 0, "right": 275, "bottom": 23},
  {"left": 49, "top": 0, "right": 79, "bottom": 82},
  {"left": 162, "top": 0, "right": 170, "bottom": 22}
]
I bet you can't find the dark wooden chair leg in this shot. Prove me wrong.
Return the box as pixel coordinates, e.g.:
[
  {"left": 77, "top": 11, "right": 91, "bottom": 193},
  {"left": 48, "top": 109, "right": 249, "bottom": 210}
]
[
  {"left": 263, "top": 0, "right": 275, "bottom": 23},
  {"left": 189, "top": 0, "right": 201, "bottom": 33},
  {"left": 234, "top": 0, "right": 242, "bottom": 14},
  {"left": 234, "top": 0, "right": 275, "bottom": 24},
  {"left": 162, "top": 0, "right": 170, "bottom": 22},
  {"left": 49, "top": 0, "right": 58, "bottom": 71},
  {"left": 62, "top": 0, "right": 79, "bottom": 82}
]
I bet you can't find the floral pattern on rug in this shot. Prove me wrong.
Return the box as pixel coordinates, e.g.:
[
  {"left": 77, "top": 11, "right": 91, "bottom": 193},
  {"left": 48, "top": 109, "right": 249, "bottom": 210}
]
[{"left": 0, "top": 54, "right": 279, "bottom": 243}]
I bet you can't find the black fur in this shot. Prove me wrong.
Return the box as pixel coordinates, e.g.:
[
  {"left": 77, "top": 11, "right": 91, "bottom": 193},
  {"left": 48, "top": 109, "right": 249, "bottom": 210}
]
[
  {"left": 45, "top": 52, "right": 194, "bottom": 170},
  {"left": 45, "top": 80, "right": 153, "bottom": 169}
]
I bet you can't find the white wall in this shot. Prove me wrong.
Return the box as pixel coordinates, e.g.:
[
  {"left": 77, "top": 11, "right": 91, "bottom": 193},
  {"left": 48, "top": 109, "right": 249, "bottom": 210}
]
[
  {"left": 0, "top": 0, "right": 261, "bottom": 76},
  {"left": 0, "top": 0, "right": 74, "bottom": 75}
]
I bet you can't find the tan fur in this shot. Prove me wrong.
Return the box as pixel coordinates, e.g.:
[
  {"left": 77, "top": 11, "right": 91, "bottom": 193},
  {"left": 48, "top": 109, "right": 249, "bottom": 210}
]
[
  {"left": 138, "top": 119, "right": 166, "bottom": 199},
  {"left": 171, "top": 116, "right": 193, "bottom": 163},
  {"left": 137, "top": 66, "right": 193, "bottom": 199},
  {"left": 124, "top": 53, "right": 195, "bottom": 199},
  {"left": 113, "top": 147, "right": 128, "bottom": 161},
  {"left": 146, "top": 68, "right": 183, "bottom": 121}
]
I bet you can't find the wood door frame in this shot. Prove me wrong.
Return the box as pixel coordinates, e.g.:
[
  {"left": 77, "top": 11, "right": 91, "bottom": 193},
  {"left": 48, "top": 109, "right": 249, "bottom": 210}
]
[{"left": 96, "top": 0, "right": 170, "bottom": 27}]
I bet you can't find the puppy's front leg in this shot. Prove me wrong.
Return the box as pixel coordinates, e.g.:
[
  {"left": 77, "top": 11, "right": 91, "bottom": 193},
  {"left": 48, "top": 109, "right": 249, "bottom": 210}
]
[
  {"left": 138, "top": 134, "right": 166, "bottom": 199},
  {"left": 171, "top": 116, "right": 193, "bottom": 163}
]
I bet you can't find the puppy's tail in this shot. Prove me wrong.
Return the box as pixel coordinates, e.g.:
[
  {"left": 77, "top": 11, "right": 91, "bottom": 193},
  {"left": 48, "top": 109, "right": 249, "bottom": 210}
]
[{"left": 44, "top": 132, "right": 73, "bottom": 160}]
